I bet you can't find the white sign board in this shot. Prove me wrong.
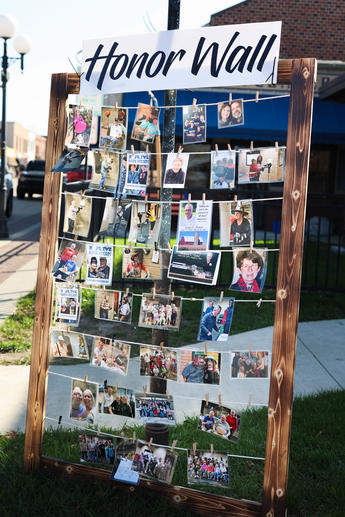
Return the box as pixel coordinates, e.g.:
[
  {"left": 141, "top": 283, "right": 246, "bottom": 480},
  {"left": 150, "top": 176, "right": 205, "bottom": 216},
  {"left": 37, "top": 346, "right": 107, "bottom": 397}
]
[{"left": 81, "top": 22, "right": 281, "bottom": 95}]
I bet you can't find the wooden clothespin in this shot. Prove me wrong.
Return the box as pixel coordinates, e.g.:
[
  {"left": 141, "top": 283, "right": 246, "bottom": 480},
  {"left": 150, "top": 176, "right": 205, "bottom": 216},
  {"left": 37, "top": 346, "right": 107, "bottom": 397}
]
[
  {"left": 202, "top": 193, "right": 206, "bottom": 205},
  {"left": 133, "top": 431, "right": 136, "bottom": 441},
  {"left": 114, "top": 101, "right": 118, "bottom": 109},
  {"left": 97, "top": 425, "right": 101, "bottom": 437},
  {"left": 171, "top": 439, "right": 177, "bottom": 451},
  {"left": 193, "top": 442, "right": 197, "bottom": 455},
  {"left": 250, "top": 240, "right": 254, "bottom": 252},
  {"left": 125, "top": 287, "right": 129, "bottom": 296},
  {"left": 152, "top": 287, "right": 156, "bottom": 299},
  {"left": 84, "top": 375, "right": 88, "bottom": 383},
  {"left": 248, "top": 393, "right": 252, "bottom": 409},
  {"left": 234, "top": 194, "right": 238, "bottom": 202},
  {"left": 215, "top": 144, "right": 219, "bottom": 156},
  {"left": 177, "top": 145, "right": 183, "bottom": 157},
  {"left": 205, "top": 392, "right": 209, "bottom": 405},
  {"left": 275, "top": 141, "right": 279, "bottom": 150},
  {"left": 229, "top": 92, "right": 232, "bottom": 104},
  {"left": 167, "top": 242, "right": 171, "bottom": 253},
  {"left": 146, "top": 144, "right": 149, "bottom": 156},
  {"left": 218, "top": 394, "right": 222, "bottom": 408},
  {"left": 130, "top": 144, "right": 135, "bottom": 155},
  {"left": 210, "top": 443, "right": 214, "bottom": 455},
  {"left": 227, "top": 143, "right": 232, "bottom": 153},
  {"left": 67, "top": 326, "right": 71, "bottom": 333},
  {"left": 145, "top": 193, "right": 148, "bottom": 202},
  {"left": 143, "top": 385, "right": 147, "bottom": 397},
  {"left": 250, "top": 141, "right": 254, "bottom": 153},
  {"left": 166, "top": 389, "right": 170, "bottom": 399},
  {"left": 256, "top": 298, "right": 262, "bottom": 308},
  {"left": 188, "top": 193, "right": 191, "bottom": 203},
  {"left": 255, "top": 91, "right": 259, "bottom": 103},
  {"left": 104, "top": 143, "right": 107, "bottom": 153},
  {"left": 192, "top": 97, "right": 197, "bottom": 107},
  {"left": 219, "top": 291, "right": 224, "bottom": 303},
  {"left": 73, "top": 234, "right": 78, "bottom": 242},
  {"left": 171, "top": 291, "right": 174, "bottom": 301},
  {"left": 204, "top": 342, "right": 208, "bottom": 355},
  {"left": 149, "top": 437, "right": 153, "bottom": 446},
  {"left": 160, "top": 341, "right": 164, "bottom": 351},
  {"left": 106, "top": 239, "right": 110, "bottom": 246},
  {"left": 115, "top": 382, "right": 118, "bottom": 392},
  {"left": 102, "top": 284, "right": 105, "bottom": 291},
  {"left": 249, "top": 343, "right": 252, "bottom": 355}
]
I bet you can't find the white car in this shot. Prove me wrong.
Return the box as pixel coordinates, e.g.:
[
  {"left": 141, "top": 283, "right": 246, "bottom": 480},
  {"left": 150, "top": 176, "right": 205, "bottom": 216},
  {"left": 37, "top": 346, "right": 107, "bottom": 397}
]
[{"left": 0, "top": 160, "right": 14, "bottom": 217}]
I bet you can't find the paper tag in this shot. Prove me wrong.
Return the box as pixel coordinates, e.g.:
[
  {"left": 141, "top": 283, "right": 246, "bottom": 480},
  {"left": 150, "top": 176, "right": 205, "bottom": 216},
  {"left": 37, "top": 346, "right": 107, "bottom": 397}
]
[{"left": 151, "top": 250, "right": 159, "bottom": 263}]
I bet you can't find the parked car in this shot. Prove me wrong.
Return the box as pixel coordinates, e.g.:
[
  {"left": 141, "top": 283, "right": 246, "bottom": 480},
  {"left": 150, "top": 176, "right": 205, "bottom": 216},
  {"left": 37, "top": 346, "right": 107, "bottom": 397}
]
[
  {"left": 17, "top": 160, "right": 45, "bottom": 199},
  {"left": 64, "top": 165, "right": 92, "bottom": 183},
  {"left": 0, "top": 159, "right": 13, "bottom": 217}
]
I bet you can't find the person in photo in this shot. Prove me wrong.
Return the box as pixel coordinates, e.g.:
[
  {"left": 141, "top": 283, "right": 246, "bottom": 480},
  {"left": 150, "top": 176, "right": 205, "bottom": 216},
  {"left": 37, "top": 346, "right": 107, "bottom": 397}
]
[
  {"left": 218, "top": 102, "right": 232, "bottom": 128},
  {"left": 249, "top": 158, "right": 262, "bottom": 182},
  {"left": 93, "top": 338, "right": 107, "bottom": 366},
  {"left": 118, "top": 296, "right": 131, "bottom": 322},
  {"left": 164, "top": 156, "right": 186, "bottom": 186},
  {"left": 82, "top": 389, "right": 96, "bottom": 424},
  {"left": 100, "top": 295, "right": 110, "bottom": 319},
  {"left": 230, "top": 99, "right": 244, "bottom": 125},
  {"left": 199, "top": 305, "right": 222, "bottom": 340},
  {"left": 53, "top": 335, "right": 71, "bottom": 357},
  {"left": 125, "top": 250, "right": 150, "bottom": 278},
  {"left": 127, "top": 163, "right": 139, "bottom": 185},
  {"left": 100, "top": 118, "right": 125, "bottom": 148},
  {"left": 53, "top": 242, "right": 77, "bottom": 273},
  {"left": 97, "top": 257, "right": 111, "bottom": 280},
  {"left": 230, "top": 202, "right": 252, "bottom": 246},
  {"left": 113, "top": 348, "right": 129, "bottom": 374},
  {"left": 219, "top": 299, "right": 234, "bottom": 335},
  {"left": 99, "top": 156, "right": 112, "bottom": 190},
  {"left": 78, "top": 335, "right": 88, "bottom": 359},
  {"left": 182, "top": 352, "right": 206, "bottom": 383},
  {"left": 88, "top": 256, "right": 98, "bottom": 278},
  {"left": 231, "top": 249, "right": 265, "bottom": 293},
  {"left": 67, "top": 198, "right": 85, "bottom": 234},
  {"left": 203, "top": 252, "right": 218, "bottom": 277},
  {"left": 70, "top": 386, "right": 85, "bottom": 419},
  {"left": 203, "top": 356, "right": 220, "bottom": 384},
  {"left": 179, "top": 202, "right": 196, "bottom": 230}
]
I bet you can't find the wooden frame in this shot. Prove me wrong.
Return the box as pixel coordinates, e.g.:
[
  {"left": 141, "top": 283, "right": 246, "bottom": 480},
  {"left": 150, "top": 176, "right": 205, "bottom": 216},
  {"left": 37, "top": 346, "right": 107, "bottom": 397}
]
[{"left": 23, "top": 58, "right": 315, "bottom": 517}]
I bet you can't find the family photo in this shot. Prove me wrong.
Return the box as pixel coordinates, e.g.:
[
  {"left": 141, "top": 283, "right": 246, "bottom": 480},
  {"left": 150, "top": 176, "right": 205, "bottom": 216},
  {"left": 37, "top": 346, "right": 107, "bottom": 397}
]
[
  {"left": 86, "top": 244, "right": 113, "bottom": 286},
  {"left": 131, "top": 441, "right": 178, "bottom": 484},
  {"left": 54, "top": 286, "right": 80, "bottom": 326},
  {"left": 100, "top": 106, "right": 127, "bottom": 150},
  {"left": 197, "top": 297, "right": 235, "bottom": 342},
  {"left": 177, "top": 200, "right": 212, "bottom": 252},
  {"left": 91, "top": 338, "right": 130, "bottom": 375},
  {"left": 50, "top": 330, "right": 89, "bottom": 362},
  {"left": 238, "top": 146, "right": 285, "bottom": 183},
  {"left": 70, "top": 379, "right": 97, "bottom": 424},
  {"left": 231, "top": 351, "right": 270, "bottom": 379},
  {"left": 79, "top": 434, "right": 115, "bottom": 467},
  {"left": 179, "top": 351, "right": 221, "bottom": 384},
  {"left": 168, "top": 247, "right": 221, "bottom": 286},
  {"left": 218, "top": 99, "right": 244, "bottom": 128},
  {"left": 210, "top": 150, "right": 236, "bottom": 189},
  {"left": 187, "top": 450, "right": 229, "bottom": 487},
  {"left": 219, "top": 200, "right": 254, "bottom": 247},
  {"left": 122, "top": 248, "right": 161, "bottom": 280},
  {"left": 63, "top": 193, "right": 92, "bottom": 237},
  {"left": 91, "top": 149, "right": 119, "bottom": 193},
  {"left": 139, "top": 293, "right": 182, "bottom": 331},
  {"left": 139, "top": 346, "right": 178, "bottom": 381},
  {"left": 182, "top": 103, "right": 206, "bottom": 144},
  {"left": 135, "top": 394, "right": 175, "bottom": 425},
  {"left": 94, "top": 289, "right": 133, "bottom": 324},
  {"left": 198, "top": 400, "right": 241, "bottom": 442},
  {"left": 51, "top": 239, "right": 85, "bottom": 283},
  {"left": 230, "top": 248, "right": 267, "bottom": 293},
  {"left": 98, "top": 384, "right": 135, "bottom": 418}
]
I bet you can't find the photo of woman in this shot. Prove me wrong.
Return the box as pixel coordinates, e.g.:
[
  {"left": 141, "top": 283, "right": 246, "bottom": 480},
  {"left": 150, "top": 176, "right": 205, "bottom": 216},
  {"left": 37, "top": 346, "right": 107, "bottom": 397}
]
[{"left": 230, "top": 248, "right": 268, "bottom": 293}]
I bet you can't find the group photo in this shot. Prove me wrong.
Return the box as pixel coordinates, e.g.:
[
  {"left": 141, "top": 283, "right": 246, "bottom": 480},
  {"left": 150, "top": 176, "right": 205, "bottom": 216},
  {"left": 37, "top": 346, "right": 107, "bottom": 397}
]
[
  {"left": 139, "top": 293, "right": 182, "bottom": 331},
  {"left": 131, "top": 441, "right": 178, "bottom": 484},
  {"left": 231, "top": 351, "right": 270, "bottom": 379},
  {"left": 182, "top": 104, "right": 206, "bottom": 144},
  {"left": 91, "top": 338, "right": 130, "bottom": 375},
  {"left": 79, "top": 434, "right": 115, "bottom": 466},
  {"left": 94, "top": 289, "right": 133, "bottom": 323},
  {"left": 98, "top": 384, "right": 135, "bottom": 418},
  {"left": 139, "top": 346, "right": 178, "bottom": 381},
  {"left": 198, "top": 400, "right": 241, "bottom": 442},
  {"left": 135, "top": 395, "right": 175, "bottom": 425},
  {"left": 187, "top": 450, "right": 229, "bottom": 487}
]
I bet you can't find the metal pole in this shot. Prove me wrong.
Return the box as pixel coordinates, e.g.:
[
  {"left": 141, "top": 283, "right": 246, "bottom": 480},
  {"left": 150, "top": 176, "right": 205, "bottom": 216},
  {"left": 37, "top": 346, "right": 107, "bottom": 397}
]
[{"left": 0, "top": 37, "right": 9, "bottom": 238}]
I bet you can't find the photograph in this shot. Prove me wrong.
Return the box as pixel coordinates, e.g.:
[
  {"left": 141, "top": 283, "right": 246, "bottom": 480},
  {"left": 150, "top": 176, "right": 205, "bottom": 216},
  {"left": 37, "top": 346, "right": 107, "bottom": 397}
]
[
  {"left": 111, "top": 439, "right": 139, "bottom": 485},
  {"left": 91, "top": 338, "right": 130, "bottom": 375},
  {"left": 91, "top": 149, "right": 119, "bottom": 193},
  {"left": 94, "top": 289, "right": 133, "bottom": 324},
  {"left": 218, "top": 99, "right": 244, "bottom": 128},
  {"left": 198, "top": 400, "right": 241, "bottom": 443},
  {"left": 131, "top": 103, "right": 160, "bottom": 144},
  {"left": 139, "top": 294, "right": 182, "bottom": 332},
  {"left": 135, "top": 394, "right": 175, "bottom": 425},
  {"left": 98, "top": 384, "right": 135, "bottom": 418},
  {"left": 219, "top": 200, "right": 254, "bottom": 247},
  {"left": 197, "top": 297, "right": 235, "bottom": 342},
  {"left": 65, "top": 104, "right": 93, "bottom": 148},
  {"left": 182, "top": 104, "right": 206, "bottom": 144},
  {"left": 63, "top": 193, "right": 92, "bottom": 237},
  {"left": 210, "top": 150, "right": 236, "bottom": 189},
  {"left": 99, "top": 199, "right": 131, "bottom": 238},
  {"left": 187, "top": 449, "right": 229, "bottom": 487},
  {"left": 54, "top": 286, "right": 80, "bottom": 326},
  {"left": 230, "top": 248, "right": 268, "bottom": 293},
  {"left": 79, "top": 434, "right": 116, "bottom": 466},
  {"left": 51, "top": 239, "right": 86, "bottom": 283},
  {"left": 163, "top": 152, "right": 189, "bottom": 188},
  {"left": 50, "top": 330, "right": 89, "bottom": 362},
  {"left": 177, "top": 200, "right": 212, "bottom": 251},
  {"left": 231, "top": 351, "right": 270, "bottom": 379},
  {"left": 238, "top": 146, "right": 285, "bottom": 183},
  {"left": 131, "top": 440, "right": 178, "bottom": 484},
  {"left": 51, "top": 147, "right": 87, "bottom": 173},
  {"left": 70, "top": 378, "right": 98, "bottom": 424},
  {"left": 180, "top": 351, "right": 221, "bottom": 384},
  {"left": 167, "top": 246, "right": 221, "bottom": 286},
  {"left": 128, "top": 201, "right": 161, "bottom": 247},
  {"left": 85, "top": 243, "right": 113, "bottom": 286},
  {"left": 139, "top": 346, "right": 178, "bottom": 381},
  {"left": 122, "top": 247, "right": 161, "bottom": 280},
  {"left": 100, "top": 106, "right": 127, "bottom": 150},
  {"left": 124, "top": 152, "right": 150, "bottom": 196}
]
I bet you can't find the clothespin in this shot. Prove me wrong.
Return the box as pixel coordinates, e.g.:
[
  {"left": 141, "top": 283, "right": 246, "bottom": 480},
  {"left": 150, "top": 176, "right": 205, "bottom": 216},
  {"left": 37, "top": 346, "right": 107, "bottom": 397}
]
[
  {"left": 160, "top": 341, "right": 164, "bottom": 351},
  {"left": 106, "top": 239, "right": 110, "bottom": 246},
  {"left": 149, "top": 437, "right": 153, "bottom": 446},
  {"left": 125, "top": 288, "right": 129, "bottom": 296},
  {"left": 152, "top": 287, "right": 156, "bottom": 299},
  {"left": 97, "top": 425, "right": 101, "bottom": 437},
  {"left": 204, "top": 342, "right": 207, "bottom": 355},
  {"left": 234, "top": 194, "right": 238, "bottom": 202},
  {"left": 275, "top": 141, "right": 279, "bottom": 151},
  {"left": 227, "top": 143, "right": 232, "bottom": 153},
  {"left": 218, "top": 394, "right": 222, "bottom": 408},
  {"left": 133, "top": 431, "right": 136, "bottom": 441},
  {"left": 58, "top": 416, "right": 62, "bottom": 425},
  {"left": 256, "top": 298, "right": 262, "bottom": 308},
  {"left": 188, "top": 193, "right": 191, "bottom": 203},
  {"left": 171, "top": 439, "right": 177, "bottom": 451},
  {"left": 149, "top": 97, "right": 153, "bottom": 107},
  {"left": 167, "top": 242, "right": 171, "bottom": 252},
  {"left": 130, "top": 144, "right": 135, "bottom": 155},
  {"left": 248, "top": 393, "right": 252, "bottom": 408},
  {"left": 84, "top": 375, "right": 88, "bottom": 383},
  {"left": 219, "top": 291, "right": 224, "bottom": 303},
  {"left": 249, "top": 343, "right": 252, "bottom": 355},
  {"left": 128, "top": 241, "right": 132, "bottom": 250},
  {"left": 115, "top": 382, "right": 118, "bottom": 392},
  {"left": 104, "top": 379, "right": 108, "bottom": 389},
  {"left": 143, "top": 385, "right": 147, "bottom": 397},
  {"left": 154, "top": 242, "right": 158, "bottom": 252},
  {"left": 202, "top": 193, "right": 206, "bottom": 205},
  {"left": 146, "top": 144, "right": 149, "bottom": 156},
  {"left": 255, "top": 91, "right": 259, "bottom": 103},
  {"left": 114, "top": 101, "right": 118, "bottom": 109},
  {"left": 102, "top": 285, "right": 105, "bottom": 291},
  {"left": 104, "top": 143, "right": 107, "bottom": 153},
  {"left": 192, "top": 97, "right": 197, "bottom": 106},
  {"left": 205, "top": 392, "right": 209, "bottom": 405},
  {"left": 171, "top": 291, "right": 174, "bottom": 301},
  {"left": 73, "top": 234, "right": 78, "bottom": 242},
  {"left": 250, "top": 240, "right": 254, "bottom": 252},
  {"left": 250, "top": 141, "right": 254, "bottom": 153},
  {"left": 177, "top": 146, "right": 183, "bottom": 157},
  {"left": 166, "top": 389, "right": 170, "bottom": 399},
  {"left": 193, "top": 442, "right": 197, "bottom": 455},
  {"left": 229, "top": 92, "right": 232, "bottom": 104},
  {"left": 67, "top": 326, "right": 71, "bottom": 333},
  {"left": 210, "top": 443, "right": 214, "bottom": 455},
  {"left": 215, "top": 144, "right": 219, "bottom": 156}
]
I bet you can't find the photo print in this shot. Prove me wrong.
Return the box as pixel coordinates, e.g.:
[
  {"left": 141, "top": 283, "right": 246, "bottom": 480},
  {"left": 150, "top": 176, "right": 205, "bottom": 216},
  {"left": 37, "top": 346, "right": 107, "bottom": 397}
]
[
  {"left": 210, "top": 150, "right": 236, "bottom": 189},
  {"left": 128, "top": 201, "right": 161, "bottom": 247},
  {"left": 65, "top": 104, "right": 93, "bottom": 148},
  {"left": 111, "top": 439, "right": 139, "bottom": 485},
  {"left": 180, "top": 351, "right": 221, "bottom": 385},
  {"left": 50, "top": 329, "right": 89, "bottom": 363},
  {"left": 51, "top": 147, "right": 87, "bottom": 173},
  {"left": 182, "top": 103, "right": 206, "bottom": 144},
  {"left": 238, "top": 146, "right": 285, "bottom": 184},
  {"left": 163, "top": 152, "right": 189, "bottom": 188},
  {"left": 198, "top": 400, "right": 241, "bottom": 443},
  {"left": 98, "top": 384, "right": 135, "bottom": 418},
  {"left": 91, "top": 149, "right": 119, "bottom": 193},
  {"left": 197, "top": 297, "right": 235, "bottom": 342},
  {"left": 131, "top": 103, "right": 160, "bottom": 144},
  {"left": 63, "top": 193, "right": 92, "bottom": 237},
  {"left": 70, "top": 378, "right": 97, "bottom": 424},
  {"left": 94, "top": 289, "right": 133, "bottom": 324},
  {"left": 177, "top": 200, "right": 212, "bottom": 251},
  {"left": 139, "top": 346, "right": 178, "bottom": 381},
  {"left": 230, "top": 248, "right": 268, "bottom": 293},
  {"left": 100, "top": 106, "right": 127, "bottom": 150},
  {"left": 122, "top": 247, "right": 161, "bottom": 280},
  {"left": 85, "top": 243, "right": 113, "bottom": 286},
  {"left": 51, "top": 239, "right": 86, "bottom": 283},
  {"left": 231, "top": 351, "right": 270, "bottom": 379},
  {"left": 139, "top": 293, "right": 182, "bottom": 331},
  {"left": 99, "top": 199, "right": 131, "bottom": 238},
  {"left": 187, "top": 449, "right": 229, "bottom": 487},
  {"left": 54, "top": 285, "right": 80, "bottom": 326},
  {"left": 91, "top": 338, "right": 130, "bottom": 375},
  {"left": 218, "top": 99, "right": 244, "bottom": 128},
  {"left": 168, "top": 247, "right": 221, "bottom": 286},
  {"left": 79, "top": 434, "right": 116, "bottom": 467},
  {"left": 219, "top": 200, "right": 254, "bottom": 247},
  {"left": 135, "top": 393, "right": 175, "bottom": 425},
  {"left": 131, "top": 440, "right": 178, "bottom": 484},
  {"left": 124, "top": 152, "right": 150, "bottom": 196}
]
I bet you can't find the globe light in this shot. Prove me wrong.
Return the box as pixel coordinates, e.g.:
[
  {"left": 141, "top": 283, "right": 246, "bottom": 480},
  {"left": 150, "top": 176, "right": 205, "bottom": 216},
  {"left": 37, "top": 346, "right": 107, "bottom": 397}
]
[
  {"left": 13, "top": 35, "right": 31, "bottom": 55},
  {"left": 0, "top": 13, "right": 17, "bottom": 39}
]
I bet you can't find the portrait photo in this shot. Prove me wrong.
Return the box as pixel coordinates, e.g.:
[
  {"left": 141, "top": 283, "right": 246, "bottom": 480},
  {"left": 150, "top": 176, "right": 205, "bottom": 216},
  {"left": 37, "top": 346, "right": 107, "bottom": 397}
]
[
  {"left": 198, "top": 400, "right": 241, "bottom": 443},
  {"left": 139, "top": 346, "right": 178, "bottom": 381},
  {"left": 217, "top": 99, "right": 244, "bottom": 128},
  {"left": 210, "top": 150, "right": 236, "bottom": 189},
  {"left": 230, "top": 248, "right": 268, "bottom": 293},
  {"left": 85, "top": 243, "right": 113, "bottom": 286},
  {"left": 98, "top": 384, "right": 135, "bottom": 418},
  {"left": 50, "top": 330, "right": 89, "bottom": 363},
  {"left": 168, "top": 247, "right": 221, "bottom": 286},
  {"left": 122, "top": 247, "right": 161, "bottom": 280},
  {"left": 65, "top": 104, "right": 93, "bottom": 148},
  {"left": 163, "top": 152, "right": 189, "bottom": 188},
  {"left": 100, "top": 106, "right": 127, "bottom": 150},
  {"left": 179, "top": 351, "right": 221, "bottom": 385},
  {"left": 131, "top": 440, "right": 178, "bottom": 485},
  {"left": 124, "top": 152, "right": 150, "bottom": 196},
  {"left": 51, "top": 147, "right": 87, "bottom": 173},
  {"left": 177, "top": 200, "right": 212, "bottom": 252},
  {"left": 139, "top": 293, "right": 182, "bottom": 331},
  {"left": 54, "top": 286, "right": 80, "bottom": 326},
  {"left": 91, "top": 338, "right": 130, "bottom": 375},
  {"left": 94, "top": 289, "right": 133, "bottom": 324},
  {"left": 230, "top": 350, "right": 270, "bottom": 379},
  {"left": 219, "top": 200, "right": 254, "bottom": 247},
  {"left": 197, "top": 297, "right": 235, "bottom": 342},
  {"left": 128, "top": 201, "right": 161, "bottom": 247},
  {"left": 131, "top": 103, "right": 160, "bottom": 144},
  {"left": 238, "top": 146, "right": 285, "bottom": 184},
  {"left": 135, "top": 394, "right": 175, "bottom": 425},
  {"left": 70, "top": 378, "right": 98, "bottom": 424},
  {"left": 63, "top": 193, "right": 92, "bottom": 237},
  {"left": 182, "top": 104, "right": 206, "bottom": 144},
  {"left": 187, "top": 449, "right": 229, "bottom": 487},
  {"left": 51, "top": 239, "right": 85, "bottom": 283},
  {"left": 79, "top": 434, "right": 116, "bottom": 467},
  {"left": 99, "top": 199, "right": 131, "bottom": 238},
  {"left": 91, "top": 149, "right": 119, "bottom": 193}
]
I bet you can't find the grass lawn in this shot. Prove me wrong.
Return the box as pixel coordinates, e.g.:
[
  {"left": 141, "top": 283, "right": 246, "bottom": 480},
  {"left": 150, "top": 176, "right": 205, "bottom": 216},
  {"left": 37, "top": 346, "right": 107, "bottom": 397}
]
[{"left": 0, "top": 390, "right": 343, "bottom": 516}]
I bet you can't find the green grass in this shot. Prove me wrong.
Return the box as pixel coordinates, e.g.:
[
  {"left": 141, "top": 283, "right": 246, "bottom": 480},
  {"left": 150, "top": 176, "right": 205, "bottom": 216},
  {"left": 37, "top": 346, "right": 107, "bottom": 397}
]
[
  {"left": 0, "top": 390, "right": 344, "bottom": 516},
  {"left": 0, "top": 290, "right": 36, "bottom": 354}
]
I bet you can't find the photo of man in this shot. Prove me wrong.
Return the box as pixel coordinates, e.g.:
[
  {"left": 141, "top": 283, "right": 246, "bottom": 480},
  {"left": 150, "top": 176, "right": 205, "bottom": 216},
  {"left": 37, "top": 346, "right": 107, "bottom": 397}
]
[
  {"left": 63, "top": 194, "right": 91, "bottom": 237},
  {"left": 51, "top": 239, "right": 86, "bottom": 283},
  {"left": 91, "top": 339, "right": 131, "bottom": 375},
  {"left": 139, "top": 346, "right": 178, "bottom": 381},
  {"left": 182, "top": 104, "right": 206, "bottom": 144},
  {"left": 98, "top": 384, "right": 135, "bottom": 418},
  {"left": 139, "top": 294, "right": 182, "bottom": 331},
  {"left": 198, "top": 400, "right": 241, "bottom": 442},
  {"left": 168, "top": 247, "right": 221, "bottom": 286},
  {"left": 238, "top": 147, "right": 285, "bottom": 184},
  {"left": 219, "top": 200, "right": 253, "bottom": 247},
  {"left": 122, "top": 248, "right": 161, "bottom": 281},
  {"left": 86, "top": 244, "right": 113, "bottom": 286},
  {"left": 163, "top": 153, "right": 189, "bottom": 188},
  {"left": 100, "top": 107, "right": 127, "bottom": 150},
  {"left": 50, "top": 330, "right": 89, "bottom": 363},
  {"left": 91, "top": 150, "right": 119, "bottom": 193},
  {"left": 54, "top": 286, "right": 80, "bottom": 326},
  {"left": 180, "top": 351, "right": 221, "bottom": 385}
]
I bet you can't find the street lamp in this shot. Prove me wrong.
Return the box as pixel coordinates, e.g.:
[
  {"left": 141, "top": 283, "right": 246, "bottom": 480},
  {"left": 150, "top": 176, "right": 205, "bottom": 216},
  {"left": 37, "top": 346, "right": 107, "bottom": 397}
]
[{"left": 0, "top": 13, "right": 30, "bottom": 238}]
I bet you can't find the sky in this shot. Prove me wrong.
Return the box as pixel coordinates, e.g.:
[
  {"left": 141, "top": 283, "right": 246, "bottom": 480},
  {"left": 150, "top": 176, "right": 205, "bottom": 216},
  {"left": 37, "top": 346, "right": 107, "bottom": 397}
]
[{"left": 2, "top": 0, "right": 241, "bottom": 136}]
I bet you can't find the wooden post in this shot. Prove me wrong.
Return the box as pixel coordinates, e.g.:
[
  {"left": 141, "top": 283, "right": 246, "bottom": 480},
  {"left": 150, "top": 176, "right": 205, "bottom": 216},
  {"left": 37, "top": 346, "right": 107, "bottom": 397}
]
[{"left": 262, "top": 58, "right": 316, "bottom": 516}]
